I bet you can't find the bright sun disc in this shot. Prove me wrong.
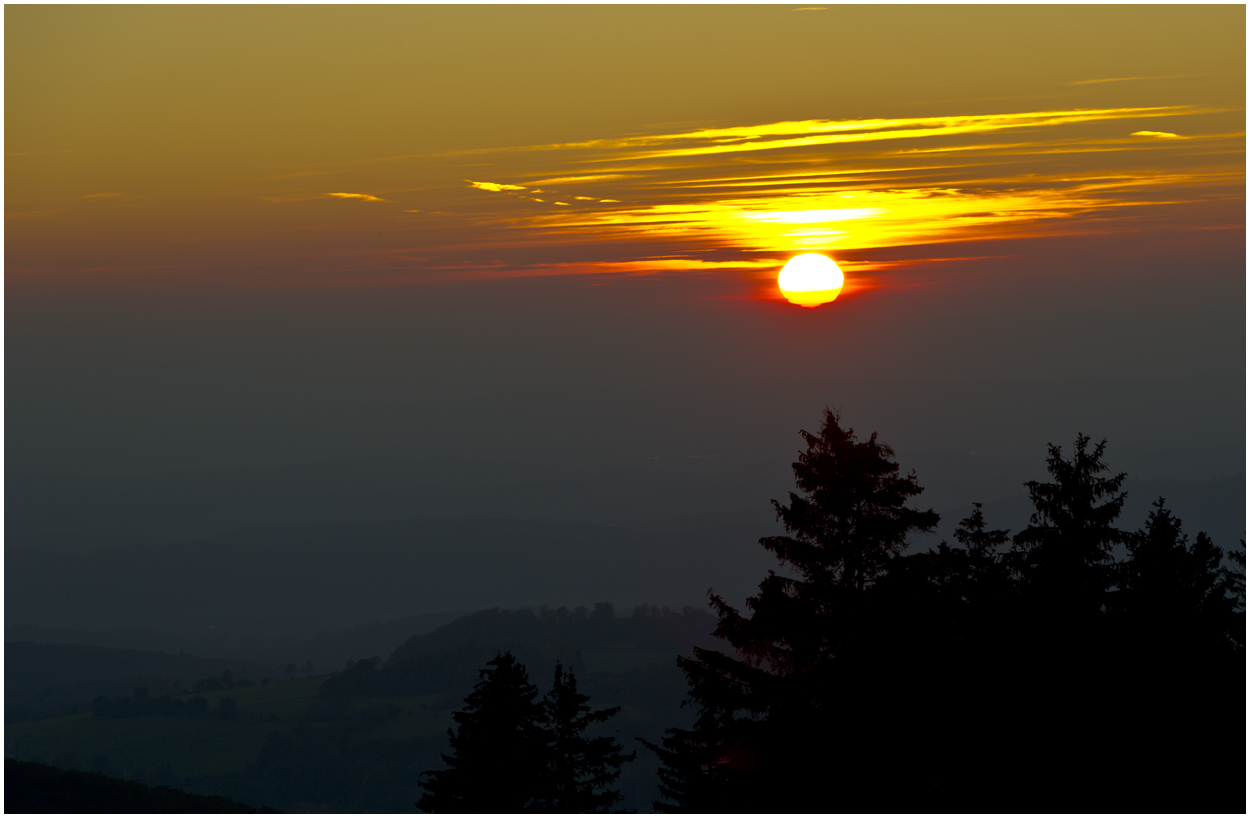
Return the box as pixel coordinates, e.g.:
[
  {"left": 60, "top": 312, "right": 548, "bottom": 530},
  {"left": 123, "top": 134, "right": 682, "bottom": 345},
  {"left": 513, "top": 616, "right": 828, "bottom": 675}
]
[{"left": 778, "top": 253, "right": 844, "bottom": 308}]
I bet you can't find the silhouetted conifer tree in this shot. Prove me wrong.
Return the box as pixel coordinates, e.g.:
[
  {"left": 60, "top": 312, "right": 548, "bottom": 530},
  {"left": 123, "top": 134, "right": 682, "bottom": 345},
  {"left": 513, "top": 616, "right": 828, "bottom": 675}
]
[
  {"left": 946, "top": 502, "right": 1015, "bottom": 613},
  {"left": 1010, "top": 433, "right": 1129, "bottom": 617},
  {"left": 953, "top": 502, "right": 1011, "bottom": 558},
  {"left": 417, "top": 652, "right": 549, "bottom": 813},
  {"left": 895, "top": 503, "right": 1012, "bottom": 599},
  {"left": 1118, "top": 498, "right": 1237, "bottom": 650},
  {"left": 646, "top": 410, "right": 939, "bottom": 812},
  {"left": 644, "top": 420, "right": 1245, "bottom": 812},
  {"left": 538, "top": 663, "right": 634, "bottom": 812},
  {"left": 759, "top": 409, "right": 939, "bottom": 593}
]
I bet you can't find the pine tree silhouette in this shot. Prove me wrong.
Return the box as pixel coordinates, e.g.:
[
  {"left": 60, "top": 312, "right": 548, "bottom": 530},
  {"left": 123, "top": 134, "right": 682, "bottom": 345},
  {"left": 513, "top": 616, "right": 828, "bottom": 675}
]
[
  {"left": 953, "top": 502, "right": 1011, "bottom": 558},
  {"left": 418, "top": 653, "right": 634, "bottom": 813},
  {"left": 645, "top": 410, "right": 939, "bottom": 812},
  {"left": 1010, "top": 433, "right": 1130, "bottom": 617},
  {"left": 417, "top": 652, "right": 549, "bottom": 813},
  {"left": 539, "top": 663, "right": 635, "bottom": 812},
  {"left": 1119, "top": 498, "right": 1238, "bottom": 650},
  {"left": 646, "top": 421, "right": 1246, "bottom": 812}
]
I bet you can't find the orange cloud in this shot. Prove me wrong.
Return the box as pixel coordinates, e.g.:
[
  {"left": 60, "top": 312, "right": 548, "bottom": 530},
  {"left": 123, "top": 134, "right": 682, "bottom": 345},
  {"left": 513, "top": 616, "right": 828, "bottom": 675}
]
[
  {"left": 535, "top": 107, "right": 1209, "bottom": 160},
  {"left": 423, "top": 105, "right": 1240, "bottom": 279},
  {"left": 467, "top": 180, "right": 527, "bottom": 192},
  {"left": 526, "top": 174, "right": 634, "bottom": 186},
  {"left": 326, "top": 192, "right": 388, "bottom": 202}
]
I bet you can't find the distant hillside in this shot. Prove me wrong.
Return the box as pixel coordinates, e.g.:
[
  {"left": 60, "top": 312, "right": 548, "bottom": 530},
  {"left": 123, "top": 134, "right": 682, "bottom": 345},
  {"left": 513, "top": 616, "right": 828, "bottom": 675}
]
[
  {"left": 5, "top": 759, "right": 276, "bottom": 813},
  {"left": 5, "top": 606, "right": 721, "bottom": 812},
  {"left": 5, "top": 642, "right": 276, "bottom": 724},
  {"left": 323, "top": 603, "right": 722, "bottom": 700},
  {"left": 6, "top": 610, "right": 467, "bottom": 671}
]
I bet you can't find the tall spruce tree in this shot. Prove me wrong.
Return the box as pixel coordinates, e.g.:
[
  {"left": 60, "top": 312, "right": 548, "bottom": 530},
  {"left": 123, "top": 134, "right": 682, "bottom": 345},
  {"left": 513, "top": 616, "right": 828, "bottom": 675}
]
[
  {"left": 646, "top": 410, "right": 939, "bottom": 812},
  {"left": 1010, "top": 433, "right": 1130, "bottom": 617},
  {"left": 1119, "top": 498, "right": 1237, "bottom": 650},
  {"left": 539, "top": 663, "right": 635, "bottom": 812},
  {"left": 417, "top": 652, "right": 549, "bottom": 813},
  {"left": 953, "top": 503, "right": 1012, "bottom": 559}
]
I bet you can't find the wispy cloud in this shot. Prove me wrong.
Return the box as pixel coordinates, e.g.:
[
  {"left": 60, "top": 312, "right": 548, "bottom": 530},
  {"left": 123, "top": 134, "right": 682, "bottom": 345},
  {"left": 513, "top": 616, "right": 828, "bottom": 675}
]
[
  {"left": 420, "top": 105, "right": 1241, "bottom": 278},
  {"left": 535, "top": 257, "right": 782, "bottom": 275},
  {"left": 1067, "top": 72, "right": 1229, "bottom": 86},
  {"left": 326, "top": 192, "right": 388, "bottom": 202},
  {"left": 540, "top": 107, "right": 1207, "bottom": 160},
  {"left": 525, "top": 175, "right": 633, "bottom": 186},
  {"left": 1069, "top": 76, "right": 1162, "bottom": 86},
  {"left": 467, "top": 180, "right": 527, "bottom": 192},
  {"left": 529, "top": 173, "right": 1225, "bottom": 260},
  {"left": 233, "top": 106, "right": 1234, "bottom": 287}
]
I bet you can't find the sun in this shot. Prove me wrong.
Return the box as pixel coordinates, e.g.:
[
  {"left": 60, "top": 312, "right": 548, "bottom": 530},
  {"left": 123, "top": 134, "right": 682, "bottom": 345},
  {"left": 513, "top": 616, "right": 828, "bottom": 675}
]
[{"left": 778, "top": 253, "right": 844, "bottom": 308}]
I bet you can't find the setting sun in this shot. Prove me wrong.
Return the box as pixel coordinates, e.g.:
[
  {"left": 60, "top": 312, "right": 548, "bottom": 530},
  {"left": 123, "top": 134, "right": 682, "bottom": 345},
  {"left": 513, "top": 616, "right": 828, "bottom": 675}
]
[{"left": 778, "top": 253, "right": 844, "bottom": 307}]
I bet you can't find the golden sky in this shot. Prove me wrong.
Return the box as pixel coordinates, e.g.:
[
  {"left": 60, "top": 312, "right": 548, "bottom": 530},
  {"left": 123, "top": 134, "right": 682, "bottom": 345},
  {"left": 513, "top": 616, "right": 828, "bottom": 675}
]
[{"left": 6, "top": 5, "right": 1245, "bottom": 297}]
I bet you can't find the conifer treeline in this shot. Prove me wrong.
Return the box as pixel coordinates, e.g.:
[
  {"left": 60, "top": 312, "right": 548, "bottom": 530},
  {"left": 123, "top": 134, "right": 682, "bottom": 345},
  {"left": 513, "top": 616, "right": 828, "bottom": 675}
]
[
  {"left": 417, "top": 654, "right": 635, "bottom": 812},
  {"left": 645, "top": 412, "right": 1244, "bottom": 813},
  {"left": 415, "top": 411, "right": 1243, "bottom": 812}
]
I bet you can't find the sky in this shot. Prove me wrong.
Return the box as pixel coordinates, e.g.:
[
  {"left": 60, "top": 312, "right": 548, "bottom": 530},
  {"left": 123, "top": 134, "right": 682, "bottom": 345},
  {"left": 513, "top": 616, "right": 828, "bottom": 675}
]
[{"left": 6, "top": 6, "right": 1245, "bottom": 528}]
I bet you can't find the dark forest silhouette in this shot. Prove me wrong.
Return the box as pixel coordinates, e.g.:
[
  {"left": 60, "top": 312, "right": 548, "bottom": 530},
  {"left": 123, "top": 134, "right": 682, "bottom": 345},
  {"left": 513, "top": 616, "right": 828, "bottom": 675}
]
[
  {"left": 644, "top": 410, "right": 1245, "bottom": 813},
  {"left": 417, "top": 652, "right": 633, "bottom": 812}
]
